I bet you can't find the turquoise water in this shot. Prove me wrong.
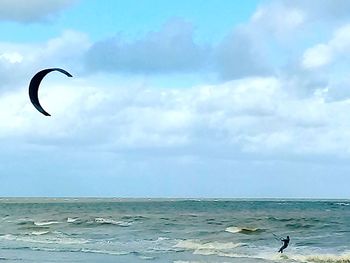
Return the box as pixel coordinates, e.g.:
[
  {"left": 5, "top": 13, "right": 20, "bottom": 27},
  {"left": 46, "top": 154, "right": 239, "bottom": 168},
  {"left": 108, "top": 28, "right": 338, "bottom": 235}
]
[{"left": 0, "top": 198, "right": 350, "bottom": 262}]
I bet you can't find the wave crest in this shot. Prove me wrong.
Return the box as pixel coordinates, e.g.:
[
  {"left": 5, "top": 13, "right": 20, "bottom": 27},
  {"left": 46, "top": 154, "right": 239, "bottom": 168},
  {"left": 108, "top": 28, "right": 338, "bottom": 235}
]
[
  {"left": 173, "top": 239, "right": 244, "bottom": 256},
  {"left": 34, "top": 221, "right": 59, "bottom": 226},
  {"left": 94, "top": 218, "right": 132, "bottom": 227},
  {"left": 225, "top": 226, "right": 264, "bottom": 234},
  {"left": 303, "top": 253, "right": 350, "bottom": 263}
]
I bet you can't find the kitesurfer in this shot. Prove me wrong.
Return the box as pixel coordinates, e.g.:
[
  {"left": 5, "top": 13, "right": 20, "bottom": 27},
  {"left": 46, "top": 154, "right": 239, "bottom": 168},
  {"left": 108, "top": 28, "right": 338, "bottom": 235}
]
[{"left": 278, "top": 236, "right": 290, "bottom": 253}]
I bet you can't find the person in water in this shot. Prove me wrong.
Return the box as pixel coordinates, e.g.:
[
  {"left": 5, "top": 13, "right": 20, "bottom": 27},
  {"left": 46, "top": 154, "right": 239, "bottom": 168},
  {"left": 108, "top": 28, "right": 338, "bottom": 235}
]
[{"left": 278, "top": 236, "right": 290, "bottom": 253}]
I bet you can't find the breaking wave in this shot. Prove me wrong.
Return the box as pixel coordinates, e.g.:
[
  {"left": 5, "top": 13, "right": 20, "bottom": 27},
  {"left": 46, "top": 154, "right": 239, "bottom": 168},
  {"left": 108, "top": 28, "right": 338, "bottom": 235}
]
[
  {"left": 34, "top": 221, "right": 59, "bottom": 226},
  {"left": 303, "top": 253, "right": 350, "bottom": 263},
  {"left": 0, "top": 234, "right": 89, "bottom": 245},
  {"left": 259, "top": 252, "right": 350, "bottom": 263},
  {"left": 225, "top": 226, "right": 264, "bottom": 234},
  {"left": 173, "top": 239, "right": 245, "bottom": 257}
]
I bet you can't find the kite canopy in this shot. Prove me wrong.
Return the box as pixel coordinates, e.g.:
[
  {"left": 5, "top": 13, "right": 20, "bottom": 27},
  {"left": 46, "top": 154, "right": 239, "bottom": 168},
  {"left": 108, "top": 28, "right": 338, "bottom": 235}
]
[{"left": 28, "top": 68, "right": 73, "bottom": 116}]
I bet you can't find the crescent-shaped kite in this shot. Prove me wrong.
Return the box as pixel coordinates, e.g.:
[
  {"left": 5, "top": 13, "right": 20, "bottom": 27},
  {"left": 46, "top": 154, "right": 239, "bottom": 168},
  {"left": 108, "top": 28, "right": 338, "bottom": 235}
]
[{"left": 28, "top": 68, "right": 73, "bottom": 116}]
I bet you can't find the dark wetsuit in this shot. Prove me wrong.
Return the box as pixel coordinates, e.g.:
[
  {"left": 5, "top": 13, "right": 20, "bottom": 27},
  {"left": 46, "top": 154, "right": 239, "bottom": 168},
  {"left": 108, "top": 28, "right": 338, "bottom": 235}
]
[{"left": 278, "top": 236, "right": 290, "bottom": 253}]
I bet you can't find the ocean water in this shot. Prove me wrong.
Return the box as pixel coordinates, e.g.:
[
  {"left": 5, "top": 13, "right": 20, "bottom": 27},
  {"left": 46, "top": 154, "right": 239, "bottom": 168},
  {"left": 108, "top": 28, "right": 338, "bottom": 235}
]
[{"left": 0, "top": 199, "right": 349, "bottom": 263}]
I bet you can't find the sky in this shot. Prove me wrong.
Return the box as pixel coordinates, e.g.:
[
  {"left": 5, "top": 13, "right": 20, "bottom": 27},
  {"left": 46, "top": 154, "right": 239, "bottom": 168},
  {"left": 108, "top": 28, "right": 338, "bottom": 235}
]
[{"left": 1, "top": 0, "right": 350, "bottom": 198}]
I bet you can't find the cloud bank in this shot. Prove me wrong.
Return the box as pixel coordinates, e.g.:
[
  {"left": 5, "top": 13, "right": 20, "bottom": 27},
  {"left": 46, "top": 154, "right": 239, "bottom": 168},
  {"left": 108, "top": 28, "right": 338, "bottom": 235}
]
[
  {"left": 86, "top": 20, "right": 209, "bottom": 74},
  {"left": 2, "top": 0, "right": 350, "bottom": 159},
  {"left": 2, "top": 0, "right": 350, "bottom": 197}
]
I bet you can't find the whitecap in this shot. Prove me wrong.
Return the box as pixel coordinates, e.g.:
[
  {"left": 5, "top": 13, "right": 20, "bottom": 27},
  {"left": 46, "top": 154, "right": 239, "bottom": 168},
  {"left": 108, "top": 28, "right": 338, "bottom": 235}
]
[
  {"left": 67, "top": 217, "right": 79, "bottom": 223},
  {"left": 253, "top": 250, "right": 350, "bottom": 263},
  {"left": 0, "top": 234, "right": 88, "bottom": 245},
  {"left": 292, "top": 252, "right": 350, "bottom": 263},
  {"left": 156, "top": 237, "right": 170, "bottom": 242},
  {"left": 34, "top": 221, "right": 59, "bottom": 226},
  {"left": 81, "top": 248, "right": 129, "bottom": 256},
  {"left": 138, "top": 255, "right": 155, "bottom": 260},
  {"left": 335, "top": 202, "right": 350, "bottom": 206},
  {"left": 174, "top": 240, "right": 243, "bottom": 251},
  {"left": 225, "top": 226, "right": 241, "bottom": 233},
  {"left": 225, "top": 226, "right": 262, "bottom": 234},
  {"left": 30, "top": 231, "right": 50, "bottom": 236},
  {"left": 94, "top": 218, "right": 132, "bottom": 226}
]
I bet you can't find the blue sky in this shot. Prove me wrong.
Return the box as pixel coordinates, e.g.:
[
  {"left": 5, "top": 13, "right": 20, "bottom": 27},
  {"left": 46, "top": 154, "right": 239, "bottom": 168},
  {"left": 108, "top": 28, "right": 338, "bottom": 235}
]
[
  {"left": 1, "top": 0, "right": 350, "bottom": 197},
  {"left": 0, "top": 1, "right": 258, "bottom": 42}
]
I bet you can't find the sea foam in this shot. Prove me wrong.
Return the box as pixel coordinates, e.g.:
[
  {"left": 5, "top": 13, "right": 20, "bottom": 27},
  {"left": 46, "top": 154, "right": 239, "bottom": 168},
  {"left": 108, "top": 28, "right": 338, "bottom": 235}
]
[{"left": 173, "top": 239, "right": 244, "bottom": 257}]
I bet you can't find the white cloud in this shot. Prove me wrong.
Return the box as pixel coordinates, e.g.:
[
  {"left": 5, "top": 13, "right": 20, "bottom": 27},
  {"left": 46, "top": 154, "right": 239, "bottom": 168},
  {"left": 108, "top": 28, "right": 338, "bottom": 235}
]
[
  {"left": 2, "top": 1, "right": 350, "bottom": 163},
  {"left": 35, "top": 30, "right": 91, "bottom": 71},
  {"left": 85, "top": 17, "right": 272, "bottom": 80},
  {"left": 2, "top": 74, "right": 350, "bottom": 159},
  {"left": 82, "top": 0, "right": 350, "bottom": 81},
  {"left": 302, "top": 44, "right": 333, "bottom": 69},
  {"left": 0, "top": 30, "right": 90, "bottom": 89},
  {"left": 0, "top": 0, "right": 77, "bottom": 22},
  {"left": 301, "top": 24, "right": 350, "bottom": 69},
  {"left": 0, "top": 52, "right": 23, "bottom": 64},
  {"left": 251, "top": 2, "right": 305, "bottom": 37}
]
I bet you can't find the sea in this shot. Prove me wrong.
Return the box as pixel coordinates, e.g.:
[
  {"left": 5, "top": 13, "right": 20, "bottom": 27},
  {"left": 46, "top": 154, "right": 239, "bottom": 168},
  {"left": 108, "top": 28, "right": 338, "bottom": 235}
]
[{"left": 0, "top": 198, "right": 349, "bottom": 263}]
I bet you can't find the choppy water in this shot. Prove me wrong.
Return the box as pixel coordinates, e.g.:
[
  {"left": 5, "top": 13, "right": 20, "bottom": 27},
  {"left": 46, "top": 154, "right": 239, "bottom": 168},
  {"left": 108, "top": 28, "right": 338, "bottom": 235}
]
[{"left": 0, "top": 198, "right": 350, "bottom": 262}]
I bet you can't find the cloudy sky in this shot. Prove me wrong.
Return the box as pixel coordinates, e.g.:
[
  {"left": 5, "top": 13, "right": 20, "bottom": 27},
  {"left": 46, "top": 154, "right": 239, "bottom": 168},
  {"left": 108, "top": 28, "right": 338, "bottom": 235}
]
[{"left": 1, "top": 0, "right": 350, "bottom": 198}]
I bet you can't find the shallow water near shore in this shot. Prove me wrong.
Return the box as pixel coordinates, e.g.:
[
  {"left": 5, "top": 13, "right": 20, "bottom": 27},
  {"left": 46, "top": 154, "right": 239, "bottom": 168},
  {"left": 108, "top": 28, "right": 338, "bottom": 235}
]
[{"left": 0, "top": 198, "right": 349, "bottom": 262}]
